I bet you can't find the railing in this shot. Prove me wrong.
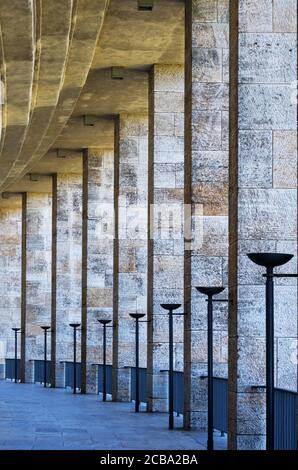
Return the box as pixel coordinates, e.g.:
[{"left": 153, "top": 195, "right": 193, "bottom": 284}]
[
  {"left": 213, "top": 377, "right": 228, "bottom": 434},
  {"left": 5, "top": 358, "right": 20, "bottom": 381},
  {"left": 275, "top": 387, "right": 297, "bottom": 450},
  {"left": 130, "top": 367, "right": 147, "bottom": 403},
  {"left": 63, "top": 361, "right": 81, "bottom": 390},
  {"left": 216, "top": 380, "right": 297, "bottom": 449},
  {"left": 33, "top": 359, "right": 51, "bottom": 385},
  {"left": 97, "top": 364, "right": 113, "bottom": 395},
  {"left": 173, "top": 371, "right": 184, "bottom": 415}
]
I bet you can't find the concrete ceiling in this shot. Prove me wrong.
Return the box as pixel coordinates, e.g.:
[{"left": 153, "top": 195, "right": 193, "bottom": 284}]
[{"left": 0, "top": 0, "right": 185, "bottom": 203}]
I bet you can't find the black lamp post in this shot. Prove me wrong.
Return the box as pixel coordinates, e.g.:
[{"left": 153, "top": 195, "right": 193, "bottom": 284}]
[
  {"left": 41, "top": 326, "right": 51, "bottom": 388},
  {"left": 195, "top": 287, "right": 228, "bottom": 451},
  {"left": 69, "top": 323, "right": 81, "bottom": 394},
  {"left": 12, "top": 328, "right": 21, "bottom": 383},
  {"left": 98, "top": 319, "right": 113, "bottom": 402},
  {"left": 129, "top": 313, "right": 146, "bottom": 412},
  {"left": 247, "top": 252, "right": 296, "bottom": 450},
  {"left": 160, "top": 303, "right": 185, "bottom": 430}
]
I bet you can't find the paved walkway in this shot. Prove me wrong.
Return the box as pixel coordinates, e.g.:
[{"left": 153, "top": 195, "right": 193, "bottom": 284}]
[{"left": 0, "top": 381, "right": 227, "bottom": 450}]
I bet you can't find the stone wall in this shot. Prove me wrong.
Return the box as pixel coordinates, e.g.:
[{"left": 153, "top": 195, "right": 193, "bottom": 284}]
[
  {"left": 81, "top": 148, "right": 114, "bottom": 393},
  {"left": 0, "top": 201, "right": 22, "bottom": 376},
  {"left": 113, "top": 114, "right": 148, "bottom": 401},
  {"left": 184, "top": 0, "right": 229, "bottom": 430},
  {"left": 229, "top": 0, "right": 297, "bottom": 449},
  {"left": 25, "top": 192, "right": 52, "bottom": 382},
  {"left": 55, "top": 173, "right": 83, "bottom": 387},
  {"left": 148, "top": 64, "right": 184, "bottom": 412}
]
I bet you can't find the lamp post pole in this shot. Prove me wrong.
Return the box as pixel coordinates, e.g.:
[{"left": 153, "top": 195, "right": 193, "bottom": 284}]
[
  {"left": 69, "top": 323, "right": 80, "bottom": 394},
  {"left": 41, "top": 326, "right": 51, "bottom": 388},
  {"left": 129, "top": 313, "right": 146, "bottom": 412},
  {"left": 98, "top": 319, "right": 113, "bottom": 402},
  {"left": 160, "top": 304, "right": 185, "bottom": 430},
  {"left": 12, "top": 328, "right": 21, "bottom": 383},
  {"left": 247, "top": 252, "right": 296, "bottom": 450},
  {"left": 195, "top": 287, "right": 227, "bottom": 451}
]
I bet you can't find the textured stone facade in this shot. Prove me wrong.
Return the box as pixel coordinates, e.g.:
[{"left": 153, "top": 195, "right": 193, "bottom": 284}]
[
  {"left": 54, "top": 173, "right": 83, "bottom": 387},
  {"left": 81, "top": 148, "right": 114, "bottom": 393},
  {"left": 229, "top": 0, "right": 297, "bottom": 450},
  {"left": 24, "top": 193, "right": 52, "bottom": 382},
  {"left": 0, "top": 201, "right": 22, "bottom": 375},
  {"left": 184, "top": 0, "right": 229, "bottom": 429},
  {"left": 113, "top": 114, "right": 148, "bottom": 401},
  {"left": 148, "top": 65, "right": 184, "bottom": 412}
]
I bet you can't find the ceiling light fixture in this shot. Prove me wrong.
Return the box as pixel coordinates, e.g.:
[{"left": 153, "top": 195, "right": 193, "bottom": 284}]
[
  {"left": 2, "top": 192, "right": 12, "bottom": 199},
  {"left": 84, "top": 115, "right": 96, "bottom": 126},
  {"left": 137, "top": 0, "right": 153, "bottom": 11},
  {"left": 111, "top": 66, "right": 125, "bottom": 80},
  {"left": 56, "top": 149, "right": 67, "bottom": 159},
  {"left": 29, "top": 173, "right": 39, "bottom": 182}
]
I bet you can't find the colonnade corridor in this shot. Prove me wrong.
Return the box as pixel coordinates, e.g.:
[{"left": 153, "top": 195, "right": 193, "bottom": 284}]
[
  {"left": 0, "top": 381, "right": 226, "bottom": 450},
  {"left": 0, "top": 0, "right": 297, "bottom": 463}
]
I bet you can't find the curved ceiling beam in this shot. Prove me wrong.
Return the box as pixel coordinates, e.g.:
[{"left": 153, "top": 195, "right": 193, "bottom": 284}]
[
  {"left": 0, "top": 0, "right": 35, "bottom": 183},
  {"left": 0, "top": 0, "right": 110, "bottom": 191}
]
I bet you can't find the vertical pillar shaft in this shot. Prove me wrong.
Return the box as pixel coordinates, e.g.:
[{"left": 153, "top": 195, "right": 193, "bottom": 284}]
[
  {"left": 135, "top": 319, "right": 139, "bottom": 412},
  {"left": 81, "top": 149, "right": 114, "bottom": 394},
  {"left": 184, "top": 0, "right": 229, "bottom": 429},
  {"left": 147, "top": 64, "right": 185, "bottom": 413},
  {"left": 266, "top": 268, "right": 274, "bottom": 449},
  {"left": 113, "top": 114, "right": 148, "bottom": 401},
  {"left": 81, "top": 150, "right": 89, "bottom": 393},
  {"left": 20, "top": 193, "right": 27, "bottom": 383},
  {"left": 55, "top": 173, "right": 83, "bottom": 387},
  {"left": 44, "top": 330, "right": 47, "bottom": 386},
  {"left": 168, "top": 312, "right": 174, "bottom": 429},
  {"left": 103, "top": 325, "right": 107, "bottom": 401},
  {"left": 51, "top": 174, "right": 57, "bottom": 387},
  {"left": 229, "top": 0, "right": 297, "bottom": 450},
  {"left": 207, "top": 298, "right": 213, "bottom": 450},
  {"left": 14, "top": 330, "right": 18, "bottom": 383},
  {"left": 0, "top": 199, "right": 22, "bottom": 377},
  {"left": 24, "top": 192, "right": 52, "bottom": 383}
]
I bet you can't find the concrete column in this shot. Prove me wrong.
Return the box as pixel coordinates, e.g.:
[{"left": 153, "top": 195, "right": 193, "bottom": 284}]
[
  {"left": 229, "top": 0, "right": 297, "bottom": 449},
  {"left": 147, "top": 64, "right": 184, "bottom": 412},
  {"left": 184, "top": 0, "right": 229, "bottom": 429},
  {"left": 81, "top": 148, "right": 114, "bottom": 394},
  {"left": 55, "top": 173, "right": 83, "bottom": 387},
  {"left": 113, "top": 114, "right": 148, "bottom": 401},
  {"left": 0, "top": 199, "right": 22, "bottom": 378},
  {"left": 51, "top": 174, "right": 57, "bottom": 386},
  {"left": 24, "top": 193, "right": 52, "bottom": 382},
  {"left": 20, "top": 193, "right": 27, "bottom": 383}
]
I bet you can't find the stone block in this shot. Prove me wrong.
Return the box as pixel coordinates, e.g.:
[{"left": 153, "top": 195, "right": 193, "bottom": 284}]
[
  {"left": 239, "top": 33, "right": 297, "bottom": 84},
  {"left": 239, "top": 0, "right": 273, "bottom": 32},
  {"left": 154, "top": 113, "right": 175, "bottom": 136},
  {"left": 237, "top": 336, "right": 266, "bottom": 387},
  {"left": 239, "top": 84, "right": 296, "bottom": 130},
  {"left": 239, "top": 130, "right": 272, "bottom": 188},
  {"left": 273, "top": 130, "right": 297, "bottom": 188},
  {"left": 154, "top": 92, "right": 184, "bottom": 114},
  {"left": 192, "top": 0, "right": 217, "bottom": 22},
  {"left": 192, "top": 48, "right": 222, "bottom": 83},
  {"left": 217, "top": 0, "right": 229, "bottom": 23},
  {"left": 192, "top": 83, "right": 229, "bottom": 111},
  {"left": 276, "top": 337, "right": 297, "bottom": 390},
  {"left": 191, "top": 255, "right": 223, "bottom": 286},
  {"left": 273, "top": 0, "right": 297, "bottom": 32},
  {"left": 153, "top": 64, "right": 184, "bottom": 92},
  {"left": 192, "top": 22, "right": 229, "bottom": 49},
  {"left": 192, "top": 110, "right": 222, "bottom": 151},
  {"left": 238, "top": 188, "right": 297, "bottom": 240}
]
